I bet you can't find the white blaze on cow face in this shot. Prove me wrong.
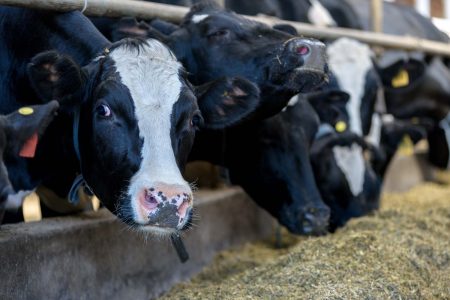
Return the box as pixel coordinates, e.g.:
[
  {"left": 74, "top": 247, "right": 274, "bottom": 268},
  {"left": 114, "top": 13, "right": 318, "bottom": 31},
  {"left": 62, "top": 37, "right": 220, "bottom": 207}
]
[
  {"left": 327, "top": 38, "right": 374, "bottom": 136},
  {"left": 109, "top": 40, "right": 192, "bottom": 227},
  {"left": 333, "top": 143, "right": 365, "bottom": 196},
  {"left": 192, "top": 14, "right": 210, "bottom": 24},
  {"left": 307, "top": 0, "right": 336, "bottom": 27}
]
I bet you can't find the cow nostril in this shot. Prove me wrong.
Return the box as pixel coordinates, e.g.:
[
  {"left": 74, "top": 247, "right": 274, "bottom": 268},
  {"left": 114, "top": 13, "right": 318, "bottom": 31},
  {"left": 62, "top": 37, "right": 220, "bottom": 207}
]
[
  {"left": 297, "top": 45, "right": 310, "bottom": 55},
  {"left": 144, "top": 190, "right": 159, "bottom": 210}
]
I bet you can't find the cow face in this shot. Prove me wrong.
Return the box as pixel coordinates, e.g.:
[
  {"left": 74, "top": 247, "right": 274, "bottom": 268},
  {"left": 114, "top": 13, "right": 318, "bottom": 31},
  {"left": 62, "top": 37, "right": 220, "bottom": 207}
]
[
  {"left": 380, "top": 56, "right": 450, "bottom": 121},
  {"left": 327, "top": 38, "right": 382, "bottom": 136},
  {"left": 379, "top": 57, "right": 450, "bottom": 168},
  {"left": 27, "top": 39, "right": 258, "bottom": 234},
  {"left": 226, "top": 99, "right": 330, "bottom": 235},
  {"left": 0, "top": 101, "right": 59, "bottom": 222},
  {"left": 310, "top": 131, "right": 381, "bottom": 231},
  {"left": 112, "top": 2, "right": 328, "bottom": 119},
  {"left": 305, "top": 85, "right": 381, "bottom": 231}
]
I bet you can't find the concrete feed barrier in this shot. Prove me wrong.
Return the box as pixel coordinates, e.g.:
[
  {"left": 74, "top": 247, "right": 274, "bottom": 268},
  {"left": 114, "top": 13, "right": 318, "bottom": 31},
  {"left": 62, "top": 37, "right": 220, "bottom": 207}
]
[{"left": 0, "top": 187, "right": 274, "bottom": 300}]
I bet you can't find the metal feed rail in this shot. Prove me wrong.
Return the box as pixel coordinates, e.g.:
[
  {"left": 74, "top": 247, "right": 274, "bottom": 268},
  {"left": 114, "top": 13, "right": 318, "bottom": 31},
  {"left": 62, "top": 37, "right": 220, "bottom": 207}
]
[{"left": 0, "top": 0, "right": 450, "bottom": 56}]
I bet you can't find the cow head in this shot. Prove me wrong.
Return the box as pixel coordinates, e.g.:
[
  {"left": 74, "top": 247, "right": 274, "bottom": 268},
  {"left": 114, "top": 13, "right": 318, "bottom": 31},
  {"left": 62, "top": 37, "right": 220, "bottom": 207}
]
[
  {"left": 0, "top": 101, "right": 59, "bottom": 222},
  {"left": 310, "top": 130, "right": 381, "bottom": 231},
  {"left": 378, "top": 56, "right": 450, "bottom": 168},
  {"left": 305, "top": 82, "right": 381, "bottom": 231},
  {"left": 112, "top": 1, "right": 328, "bottom": 119},
  {"left": 226, "top": 98, "right": 330, "bottom": 235},
  {"left": 327, "top": 38, "right": 382, "bottom": 136},
  {"left": 27, "top": 38, "right": 258, "bottom": 234}
]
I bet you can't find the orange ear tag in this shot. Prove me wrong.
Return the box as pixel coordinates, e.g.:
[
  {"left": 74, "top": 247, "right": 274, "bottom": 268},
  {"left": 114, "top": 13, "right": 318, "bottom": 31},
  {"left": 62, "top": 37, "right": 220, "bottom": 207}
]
[{"left": 19, "top": 133, "right": 39, "bottom": 158}]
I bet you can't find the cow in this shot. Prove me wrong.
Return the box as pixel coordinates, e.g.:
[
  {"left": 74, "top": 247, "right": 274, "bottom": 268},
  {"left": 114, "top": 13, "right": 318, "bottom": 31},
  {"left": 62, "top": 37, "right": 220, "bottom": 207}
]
[
  {"left": 110, "top": 1, "right": 328, "bottom": 119},
  {"left": 0, "top": 7, "right": 259, "bottom": 234},
  {"left": 0, "top": 101, "right": 59, "bottom": 223},
  {"left": 319, "top": 0, "right": 450, "bottom": 170},
  {"left": 225, "top": 0, "right": 359, "bottom": 28},
  {"left": 223, "top": 98, "right": 331, "bottom": 235},
  {"left": 307, "top": 88, "right": 424, "bottom": 230},
  {"left": 105, "top": 1, "right": 330, "bottom": 234}
]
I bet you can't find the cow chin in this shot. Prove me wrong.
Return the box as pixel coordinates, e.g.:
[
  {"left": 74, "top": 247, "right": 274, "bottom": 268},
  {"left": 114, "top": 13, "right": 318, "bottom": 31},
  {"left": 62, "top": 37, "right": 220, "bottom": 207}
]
[{"left": 290, "top": 67, "right": 329, "bottom": 93}]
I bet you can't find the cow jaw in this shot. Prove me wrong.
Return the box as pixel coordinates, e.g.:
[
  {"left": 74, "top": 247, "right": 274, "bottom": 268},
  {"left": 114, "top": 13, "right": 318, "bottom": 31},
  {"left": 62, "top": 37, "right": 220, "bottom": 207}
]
[{"left": 109, "top": 39, "right": 193, "bottom": 232}]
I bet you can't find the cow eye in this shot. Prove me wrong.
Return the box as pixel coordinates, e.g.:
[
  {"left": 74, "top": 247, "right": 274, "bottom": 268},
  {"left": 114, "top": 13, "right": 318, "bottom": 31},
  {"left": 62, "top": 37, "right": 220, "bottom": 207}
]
[
  {"left": 96, "top": 103, "right": 112, "bottom": 118},
  {"left": 190, "top": 113, "right": 204, "bottom": 130},
  {"left": 207, "top": 29, "right": 230, "bottom": 40}
]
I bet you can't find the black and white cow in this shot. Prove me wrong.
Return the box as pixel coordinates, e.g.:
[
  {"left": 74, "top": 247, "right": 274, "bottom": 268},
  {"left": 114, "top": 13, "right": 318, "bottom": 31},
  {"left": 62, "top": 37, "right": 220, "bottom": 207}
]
[
  {"left": 0, "top": 7, "right": 259, "bottom": 233},
  {"left": 307, "top": 90, "right": 424, "bottom": 230},
  {"left": 106, "top": 1, "right": 330, "bottom": 234},
  {"left": 320, "top": 0, "right": 450, "bottom": 170},
  {"left": 0, "top": 101, "right": 59, "bottom": 223}
]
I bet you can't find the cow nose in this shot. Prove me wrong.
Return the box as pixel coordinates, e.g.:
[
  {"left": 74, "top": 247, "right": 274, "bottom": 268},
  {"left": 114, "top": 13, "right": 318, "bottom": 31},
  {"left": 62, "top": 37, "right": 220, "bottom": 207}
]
[
  {"left": 299, "top": 205, "right": 330, "bottom": 236},
  {"left": 138, "top": 183, "right": 193, "bottom": 230},
  {"left": 285, "top": 38, "right": 325, "bottom": 56}
]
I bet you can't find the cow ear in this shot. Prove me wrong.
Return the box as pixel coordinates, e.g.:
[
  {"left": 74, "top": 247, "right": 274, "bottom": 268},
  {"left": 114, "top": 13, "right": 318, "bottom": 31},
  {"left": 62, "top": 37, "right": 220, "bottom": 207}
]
[
  {"left": 273, "top": 24, "right": 298, "bottom": 36},
  {"left": 4, "top": 101, "right": 59, "bottom": 156},
  {"left": 112, "top": 17, "right": 170, "bottom": 43},
  {"left": 195, "top": 77, "right": 260, "bottom": 129},
  {"left": 377, "top": 58, "right": 426, "bottom": 90},
  {"left": 27, "top": 51, "right": 85, "bottom": 104}
]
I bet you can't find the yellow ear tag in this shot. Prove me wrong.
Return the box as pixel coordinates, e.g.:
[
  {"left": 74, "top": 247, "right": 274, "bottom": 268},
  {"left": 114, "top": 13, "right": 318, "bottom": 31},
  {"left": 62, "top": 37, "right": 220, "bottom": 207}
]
[
  {"left": 398, "top": 134, "right": 414, "bottom": 156},
  {"left": 391, "top": 69, "right": 409, "bottom": 88},
  {"left": 335, "top": 121, "right": 347, "bottom": 133},
  {"left": 18, "top": 107, "right": 34, "bottom": 116}
]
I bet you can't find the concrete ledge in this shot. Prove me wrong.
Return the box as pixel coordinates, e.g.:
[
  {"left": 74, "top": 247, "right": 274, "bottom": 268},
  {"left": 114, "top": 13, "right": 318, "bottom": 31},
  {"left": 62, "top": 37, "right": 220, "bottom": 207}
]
[{"left": 0, "top": 187, "right": 274, "bottom": 300}]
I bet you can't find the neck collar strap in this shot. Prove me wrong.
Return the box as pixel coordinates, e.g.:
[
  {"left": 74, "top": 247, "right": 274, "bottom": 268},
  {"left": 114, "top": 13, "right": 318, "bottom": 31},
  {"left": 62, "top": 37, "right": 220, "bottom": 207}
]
[
  {"left": 68, "top": 106, "right": 93, "bottom": 204},
  {"left": 68, "top": 48, "right": 111, "bottom": 203}
]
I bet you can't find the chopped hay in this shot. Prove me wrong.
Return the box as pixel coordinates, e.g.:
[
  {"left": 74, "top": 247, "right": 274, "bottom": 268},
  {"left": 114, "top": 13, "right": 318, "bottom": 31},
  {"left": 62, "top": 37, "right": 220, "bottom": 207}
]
[{"left": 162, "top": 183, "right": 450, "bottom": 299}]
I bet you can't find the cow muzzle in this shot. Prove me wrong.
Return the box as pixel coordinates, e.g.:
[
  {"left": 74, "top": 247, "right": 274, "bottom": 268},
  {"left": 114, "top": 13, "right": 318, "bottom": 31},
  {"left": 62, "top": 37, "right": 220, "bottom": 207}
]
[
  {"left": 272, "top": 38, "right": 328, "bottom": 92},
  {"left": 136, "top": 182, "right": 193, "bottom": 231}
]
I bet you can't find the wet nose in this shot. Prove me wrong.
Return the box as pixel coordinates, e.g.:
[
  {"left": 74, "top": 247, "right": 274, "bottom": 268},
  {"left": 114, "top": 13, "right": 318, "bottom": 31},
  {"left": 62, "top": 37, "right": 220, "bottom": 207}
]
[
  {"left": 285, "top": 38, "right": 327, "bottom": 73},
  {"left": 138, "top": 183, "right": 193, "bottom": 230},
  {"left": 299, "top": 205, "right": 330, "bottom": 236},
  {"left": 285, "top": 38, "right": 325, "bottom": 56}
]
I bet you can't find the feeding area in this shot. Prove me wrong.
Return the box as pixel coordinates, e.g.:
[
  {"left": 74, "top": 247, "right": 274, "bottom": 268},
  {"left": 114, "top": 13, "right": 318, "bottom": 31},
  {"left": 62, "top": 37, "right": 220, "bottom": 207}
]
[{"left": 0, "top": 0, "right": 449, "bottom": 299}]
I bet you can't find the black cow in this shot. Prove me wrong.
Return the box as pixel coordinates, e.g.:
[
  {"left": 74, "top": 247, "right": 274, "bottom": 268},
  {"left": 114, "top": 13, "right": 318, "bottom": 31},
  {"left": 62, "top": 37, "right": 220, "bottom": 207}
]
[
  {"left": 0, "top": 101, "right": 59, "bottom": 223},
  {"left": 223, "top": 98, "right": 330, "bottom": 235},
  {"left": 106, "top": 1, "right": 330, "bottom": 234},
  {"left": 0, "top": 7, "right": 258, "bottom": 233},
  {"left": 111, "top": 1, "right": 328, "bottom": 119}
]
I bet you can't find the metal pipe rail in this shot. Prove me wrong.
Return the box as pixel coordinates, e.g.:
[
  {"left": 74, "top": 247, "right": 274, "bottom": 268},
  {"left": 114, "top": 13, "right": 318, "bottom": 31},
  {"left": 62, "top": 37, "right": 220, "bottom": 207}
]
[{"left": 1, "top": 0, "right": 450, "bottom": 56}]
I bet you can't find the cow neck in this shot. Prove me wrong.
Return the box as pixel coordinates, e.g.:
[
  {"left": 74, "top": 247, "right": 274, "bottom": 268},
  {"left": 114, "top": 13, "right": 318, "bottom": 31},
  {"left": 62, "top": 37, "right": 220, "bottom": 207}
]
[{"left": 68, "top": 48, "right": 110, "bottom": 204}]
